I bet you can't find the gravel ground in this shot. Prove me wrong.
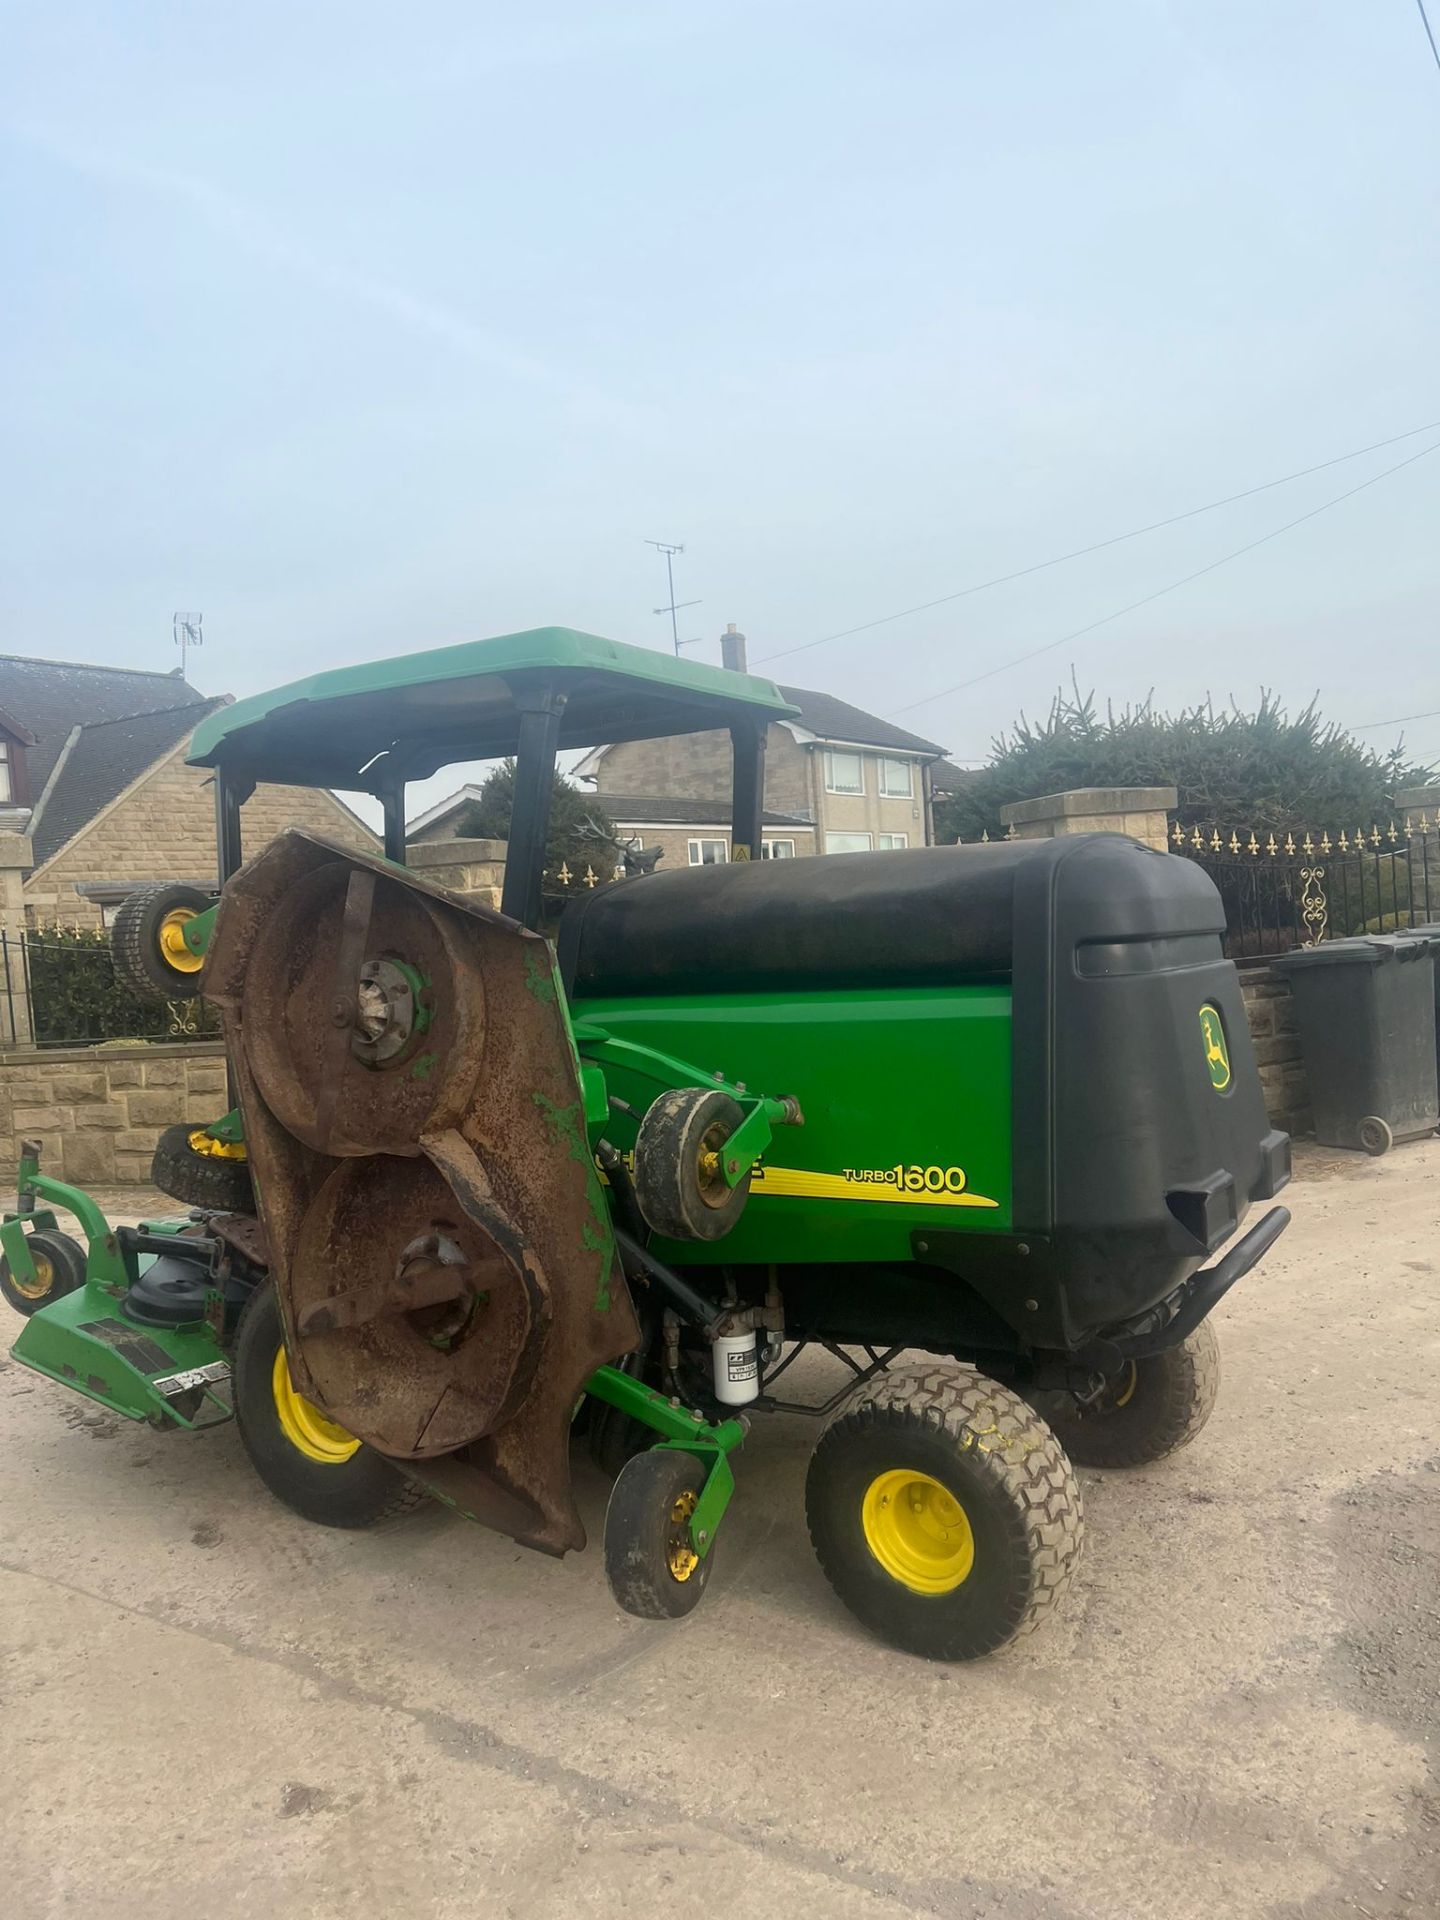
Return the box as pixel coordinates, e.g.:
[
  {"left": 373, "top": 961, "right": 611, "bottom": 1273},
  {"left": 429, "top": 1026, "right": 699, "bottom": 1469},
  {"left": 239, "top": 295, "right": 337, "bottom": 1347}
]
[{"left": 1, "top": 1144, "right": 1436, "bottom": 1920}]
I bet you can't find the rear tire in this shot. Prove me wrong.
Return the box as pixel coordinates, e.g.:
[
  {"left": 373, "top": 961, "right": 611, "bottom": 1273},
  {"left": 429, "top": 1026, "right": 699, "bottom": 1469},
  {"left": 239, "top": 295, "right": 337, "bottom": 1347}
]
[
  {"left": 233, "top": 1282, "right": 424, "bottom": 1528},
  {"left": 1034, "top": 1323, "right": 1221, "bottom": 1469},
  {"left": 806, "top": 1362, "right": 1083, "bottom": 1661},
  {"left": 151, "top": 1123, "right": 254, "bottom": 1214},
  {"left": 0, "top": 1228, "right": 87, "bottom": 1317}
]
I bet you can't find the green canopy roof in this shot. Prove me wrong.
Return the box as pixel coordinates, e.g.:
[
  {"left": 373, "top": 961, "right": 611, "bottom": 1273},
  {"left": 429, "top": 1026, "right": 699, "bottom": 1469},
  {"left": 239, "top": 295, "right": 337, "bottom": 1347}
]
[{"left": 187, "top": 627, "right": 799, "bottom": 790}]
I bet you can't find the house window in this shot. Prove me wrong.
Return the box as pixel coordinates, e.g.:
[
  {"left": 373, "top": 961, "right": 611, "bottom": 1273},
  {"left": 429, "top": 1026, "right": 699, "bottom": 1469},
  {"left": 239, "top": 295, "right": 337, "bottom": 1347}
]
[
  {"left": 688, "top": 838, "right": 728, "bottom": 865},
  {"left": 825, "top": 831, "right": 872, "bottom": 854},
  {"left": 824, "top": 750, "right": 864, "bottom": 795},
  {"left": 99, "top": 899, "right": 122, "bottom": 928},
  {"left": 879, "top": 757, "right": 913, "bottom": 798},
  {"left": 762, "top": 839, "right": 795, "bottom": 859},
  {"left": 877, "top": 833, "right": 908, "bottom": 850},
  {"left": 0, "top": 740, "right": 11, "bottom": 804}
]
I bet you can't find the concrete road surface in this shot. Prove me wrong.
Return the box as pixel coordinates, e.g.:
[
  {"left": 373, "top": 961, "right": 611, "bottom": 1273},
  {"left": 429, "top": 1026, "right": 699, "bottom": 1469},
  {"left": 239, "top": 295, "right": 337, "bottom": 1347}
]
[{"left": 2, "top": 1143, "right": 1437, "bottom": 1920}]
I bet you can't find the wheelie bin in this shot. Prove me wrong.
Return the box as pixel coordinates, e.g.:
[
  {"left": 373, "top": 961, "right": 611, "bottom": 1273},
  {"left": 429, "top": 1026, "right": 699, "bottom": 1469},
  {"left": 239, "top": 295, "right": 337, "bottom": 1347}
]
[
  {"left": 1403, "top": 923, "right": 1440, "bottom": 1088},
  {"left": 1271, "top": 934, "right": 1439, "bottom": 1154}
]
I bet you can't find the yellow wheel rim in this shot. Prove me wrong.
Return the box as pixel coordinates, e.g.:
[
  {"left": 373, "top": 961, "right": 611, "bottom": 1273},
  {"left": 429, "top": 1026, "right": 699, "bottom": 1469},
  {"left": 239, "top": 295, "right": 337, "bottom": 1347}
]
[
  {"left": 158, "top": 907, "right": 204, "bottom": 975},
  {"left": 13, "top": 1250, "right": 54, "bottom": 1302},
  {"left": 667, "top": 1488, "right": 700, "bottom": 1582},
  {"left": 187, "top": 1128, "right": 248, "bottom": 1162},
  {"left": 270, "top": 1348, "right": 361, "bottom": 1464},
  {"left": 861, "top": 1469, "right": 975, "bottom": 1594}
]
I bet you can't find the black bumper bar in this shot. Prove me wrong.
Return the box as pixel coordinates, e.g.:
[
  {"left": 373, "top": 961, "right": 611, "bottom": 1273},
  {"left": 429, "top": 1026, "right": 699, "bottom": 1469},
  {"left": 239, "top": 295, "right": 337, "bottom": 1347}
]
[{"left": 1114, "top": 1205, "right": 1291, "bottom": 1360}]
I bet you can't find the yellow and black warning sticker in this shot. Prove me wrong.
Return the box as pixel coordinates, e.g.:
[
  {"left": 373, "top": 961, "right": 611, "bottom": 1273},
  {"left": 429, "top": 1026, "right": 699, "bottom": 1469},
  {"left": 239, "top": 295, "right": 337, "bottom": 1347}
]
[{"left": 750, "top": 1164, "right": 999, "bottom": 1209}]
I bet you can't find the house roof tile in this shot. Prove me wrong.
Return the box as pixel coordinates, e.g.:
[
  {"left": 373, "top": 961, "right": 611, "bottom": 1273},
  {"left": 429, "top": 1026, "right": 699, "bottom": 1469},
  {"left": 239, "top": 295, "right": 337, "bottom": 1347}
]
[
  {"left": 31, "top": 698, "right": 227, "bottom": 867},
  {"left": 776, "top": 685, "right": 945, "bottom": 757},
  {"left": 0, "top": 655, "right": 207, "bottom": 799}
]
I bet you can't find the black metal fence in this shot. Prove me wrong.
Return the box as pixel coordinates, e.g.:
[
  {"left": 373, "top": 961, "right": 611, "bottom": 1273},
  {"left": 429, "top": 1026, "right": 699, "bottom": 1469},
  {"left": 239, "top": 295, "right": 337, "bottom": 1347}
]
[
  {"left": 0, "top": 929, "right": 220, "bottom": 1049},
  {"left": 1169, "top": 819, "right": 1439, "bottom": 961}
]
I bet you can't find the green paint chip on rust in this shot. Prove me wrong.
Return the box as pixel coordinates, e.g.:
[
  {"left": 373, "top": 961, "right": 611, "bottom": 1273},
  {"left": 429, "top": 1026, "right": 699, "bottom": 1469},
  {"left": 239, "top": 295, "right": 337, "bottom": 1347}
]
[
  {"left": 523, "top": 950, "right": 558, "bottom": 1005},
  {"left": 532, "top": 1091, "right": 587, "bottom": 1164},
  {"left": 410, "top": 1051, "right": 436, "bottom": 1081}
]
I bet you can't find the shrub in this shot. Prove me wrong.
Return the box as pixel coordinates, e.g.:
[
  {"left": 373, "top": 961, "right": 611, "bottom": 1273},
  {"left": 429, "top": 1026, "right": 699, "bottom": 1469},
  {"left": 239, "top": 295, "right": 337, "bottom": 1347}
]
[
  {"left": 452, "top": 764, "right": 618, "bottom": 895},
  {"left": 22, "top": 925, "right": 219, "bottom": 1046},
  {"left": 935, "top": 684, "right": 1435, "bottom": 844}
]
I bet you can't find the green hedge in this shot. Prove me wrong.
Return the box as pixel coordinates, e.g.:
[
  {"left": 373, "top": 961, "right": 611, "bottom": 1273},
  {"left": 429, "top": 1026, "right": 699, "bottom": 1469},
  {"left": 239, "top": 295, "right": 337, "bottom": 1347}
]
[{"left": 21, "top": 926, "right": 220, "bottom": 1047}]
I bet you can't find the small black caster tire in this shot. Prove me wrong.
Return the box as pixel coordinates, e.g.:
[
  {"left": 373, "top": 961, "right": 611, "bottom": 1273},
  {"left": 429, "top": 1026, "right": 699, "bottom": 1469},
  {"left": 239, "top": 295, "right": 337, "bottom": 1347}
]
[
  {"left": 1034, "top": 1322, "right": 1221, "bottom": 1469},
  {"left": 0, "top": 1228, "right": 88, "bottom": 1317},
  {"left": 586, "top": 1388, "right": 655, "bottom": 1480},
  {"left": 632, "top": 1087, "right": 749, "bottom": 1242},
  {"left": 604, "top": 1447, "right": 714, "bottom": 1619},
  {"left": 1359, "top": 1115, "right": 1393, "bottom": 1157},
  {"left": 150, "top": 1123, "right": 255, "bottom": 1214},
  {"left": 806, "top": 1362, "right": 1083, "bottom": 1661},
  {"left": 233, "top": 1282, "right": 425, "bottom": 1528},
  {"left": 110, "top": 883, "right": 213, "bottom": 1001}
]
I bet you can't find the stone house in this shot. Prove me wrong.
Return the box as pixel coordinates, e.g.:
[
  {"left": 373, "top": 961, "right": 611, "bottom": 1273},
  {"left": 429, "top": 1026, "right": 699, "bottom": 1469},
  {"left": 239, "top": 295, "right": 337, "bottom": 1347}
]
[
  {"left": 0, "top": 653, "right": 375, "bottom": 935},
  {"left": 571, "top": 656, "right": 945, "bottom": 866},
  {"left": 0, "top": 653, "right": 379, "bottom": 1185},
  {"left": 405, "top": 785, "right": 817, "bottom": 871},
  {"left": 410, "top": 630, "right": 947, "bottom": 875}
]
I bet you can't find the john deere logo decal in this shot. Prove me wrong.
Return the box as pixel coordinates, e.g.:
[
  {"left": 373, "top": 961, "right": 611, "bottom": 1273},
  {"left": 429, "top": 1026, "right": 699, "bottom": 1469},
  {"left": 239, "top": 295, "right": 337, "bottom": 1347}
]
[{"left": 1199, "top": 1005, "right": 1231, "bottom": 1090}]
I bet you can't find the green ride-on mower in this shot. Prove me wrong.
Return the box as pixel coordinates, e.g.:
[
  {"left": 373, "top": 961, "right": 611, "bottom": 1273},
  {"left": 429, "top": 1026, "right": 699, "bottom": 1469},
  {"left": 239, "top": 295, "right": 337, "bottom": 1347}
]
[{"left": 1, "top": 628, "right": 1291, "bottom": 1660}]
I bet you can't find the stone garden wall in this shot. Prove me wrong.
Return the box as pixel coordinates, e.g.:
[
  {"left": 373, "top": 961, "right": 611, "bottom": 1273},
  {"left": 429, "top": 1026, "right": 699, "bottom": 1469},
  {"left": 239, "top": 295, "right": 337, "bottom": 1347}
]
[
  {"left": 1238, "top": 967, "right": 1309, "bottom": 1137},
  {"left": 0, "top": 1040, "right": 228, "bottom": 1187}
]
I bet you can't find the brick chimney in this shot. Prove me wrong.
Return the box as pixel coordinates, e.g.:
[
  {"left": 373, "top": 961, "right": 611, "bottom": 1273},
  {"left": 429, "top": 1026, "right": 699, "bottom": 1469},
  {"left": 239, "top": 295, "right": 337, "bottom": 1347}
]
[{"left": 721, "top": 623, "right": 748, "bottom": 673}]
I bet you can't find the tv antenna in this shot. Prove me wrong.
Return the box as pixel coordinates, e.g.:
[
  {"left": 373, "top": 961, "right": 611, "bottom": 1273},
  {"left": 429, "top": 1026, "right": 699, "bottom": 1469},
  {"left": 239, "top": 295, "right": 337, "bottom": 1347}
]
[
  {"left": 645, "top": 540, "right": 702, "bottom": 655},
  {"left": 173, "top": 611, "right": 203, "bottom": 681}
]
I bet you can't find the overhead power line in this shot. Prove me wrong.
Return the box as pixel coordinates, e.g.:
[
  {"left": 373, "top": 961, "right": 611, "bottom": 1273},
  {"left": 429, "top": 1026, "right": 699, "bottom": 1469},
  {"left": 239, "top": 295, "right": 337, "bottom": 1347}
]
[
  {"left": 753, "top": 419, "right": 1440, "bottom": 669},
  {"left": 1351, "top": 706, "right": 1440, "bottom": 731},
  {"left": 1417, "top": 0, "right": 1440, "bottom": 77},
  {"left": 884, "top": 437, "right": 1440, "bottom": 719}
]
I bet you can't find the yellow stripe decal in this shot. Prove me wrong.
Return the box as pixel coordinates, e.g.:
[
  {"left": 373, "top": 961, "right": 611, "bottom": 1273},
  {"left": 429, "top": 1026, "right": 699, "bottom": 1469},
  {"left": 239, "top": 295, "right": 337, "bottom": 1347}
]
[{"left": 750, "top": 1166, "right": 1000, "bottom": 1209}]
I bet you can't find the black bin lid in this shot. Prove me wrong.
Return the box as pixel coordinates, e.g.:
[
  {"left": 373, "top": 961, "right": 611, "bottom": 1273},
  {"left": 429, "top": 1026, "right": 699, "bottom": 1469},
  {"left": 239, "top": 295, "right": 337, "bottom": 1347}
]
[{"left": 1271, "top": 933, "right": 1440, "bottom": 971}]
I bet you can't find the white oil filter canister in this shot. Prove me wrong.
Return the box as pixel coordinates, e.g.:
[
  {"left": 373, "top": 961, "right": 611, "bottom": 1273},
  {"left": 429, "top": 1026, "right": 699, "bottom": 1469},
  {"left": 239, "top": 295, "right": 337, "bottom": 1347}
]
[{"left": 711, "top": 1329, "right": 760, "bottom": 1405}]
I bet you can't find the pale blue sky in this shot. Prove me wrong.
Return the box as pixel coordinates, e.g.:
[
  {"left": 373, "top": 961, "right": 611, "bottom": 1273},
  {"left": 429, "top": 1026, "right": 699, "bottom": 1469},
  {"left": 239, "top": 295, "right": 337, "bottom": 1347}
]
[{"left": 3, "top": 1, "right": 1438, "bottom": 796}]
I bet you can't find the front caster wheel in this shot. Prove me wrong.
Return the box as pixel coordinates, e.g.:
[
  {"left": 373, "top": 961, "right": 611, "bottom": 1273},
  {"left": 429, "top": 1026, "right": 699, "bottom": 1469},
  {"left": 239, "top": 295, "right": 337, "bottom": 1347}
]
[
  {"left": 1034, "top": 1322, "right": 1221, "bottom": 1468},
  {"left": 806, "top": 1363, "right": 1083, "bottom": 1661},
  {"left": 233, "top": 1282, "right": 424, "bottom": 1528},
  {"left": 604, "top": 1448, "right": 714, "bottom": 1619},
  {"left": 0, "top": 1228, "right": 87, "bottom": 1317}
]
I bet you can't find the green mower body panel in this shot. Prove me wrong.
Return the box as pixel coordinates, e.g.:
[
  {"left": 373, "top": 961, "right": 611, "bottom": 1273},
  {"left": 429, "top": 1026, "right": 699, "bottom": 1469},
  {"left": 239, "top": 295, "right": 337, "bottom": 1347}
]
[
  {"left": 10, "top": 1279, "right": 229, "bottom": 1427},
  {"left": 575, "top": 984, "right": 1014, "bottom": 1264}
]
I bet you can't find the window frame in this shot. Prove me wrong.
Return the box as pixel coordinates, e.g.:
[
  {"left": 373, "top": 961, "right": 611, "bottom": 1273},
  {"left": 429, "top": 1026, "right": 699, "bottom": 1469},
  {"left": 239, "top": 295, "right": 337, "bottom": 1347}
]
[
  {"left": 823, "top": 749, "right": 865, "bottom": 795},
  {"left": 761, "top": 839, "right": 795, "bottom": 859},
  {"left": 825, "top": 830, "right": 873, "bottom": 855},
  {"left": 687, "top": 837, "right": 729, "bottom": 866},
  {"left": 877, "top": 832, "right": 909, "bottom": 850},
  {"left": 878, "top": 756, "right": 913, "bottom": 799}
]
